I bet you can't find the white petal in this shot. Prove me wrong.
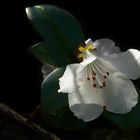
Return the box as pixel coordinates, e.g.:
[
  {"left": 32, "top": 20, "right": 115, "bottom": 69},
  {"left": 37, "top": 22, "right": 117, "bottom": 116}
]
[
  {"left": 102, "top": 73, "right": 138, "bottom": 113},
  {"left": 80, "top": 50, "right": 97, "bottom": 66},
  {"left": 58, "top": 64, "right": 79, "bottom": 93},
  {"left": 69, "top": 95, "right": 103, "bottom": 122},
  {"left": 106, "top": 49, "right": 140, "bottom": 80},
  {"left": 85, "top": 38, "right": 94, "bottom": 45},
  {"left": 95, "top": 58, "right": 125, "bottom": 76},
  {"left": 93, "top": 39, "right": 120, "bottom": 57},
  {"left": 68, "top": 68, "right": 104, "bottom": 121}
]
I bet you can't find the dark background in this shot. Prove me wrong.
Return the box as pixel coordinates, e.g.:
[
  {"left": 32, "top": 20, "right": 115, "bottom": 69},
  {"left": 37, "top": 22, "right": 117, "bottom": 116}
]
[{"left": 1, "top": 0, "right": 140, "bottom": 114}]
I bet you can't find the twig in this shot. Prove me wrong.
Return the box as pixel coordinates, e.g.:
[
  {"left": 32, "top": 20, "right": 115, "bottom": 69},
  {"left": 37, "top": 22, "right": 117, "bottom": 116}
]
[{"left": 0, "top": 103, "right": 61, "bottom": 140}]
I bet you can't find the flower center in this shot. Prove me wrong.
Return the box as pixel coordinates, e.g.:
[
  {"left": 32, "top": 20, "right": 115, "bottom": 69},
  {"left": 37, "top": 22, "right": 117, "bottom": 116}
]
[
  {"left": 86, "top": 60, "right": 109, "bottom": 89},
  {"left": 78, "top": 42, "right": 96, "bottom": 58}
]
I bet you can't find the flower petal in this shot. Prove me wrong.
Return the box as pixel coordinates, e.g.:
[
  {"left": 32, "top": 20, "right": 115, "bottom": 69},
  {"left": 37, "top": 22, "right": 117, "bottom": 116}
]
[
  {"left": 58, "top": 64, "right": 79, "bottom": 93},
  {"left": 80, "top": 50, "right": 97, "bottom": 66},
  {"left": 102, "top": 73, "right": 138, "bottom": 113},
  {"left": 69, "top": 94, "right": 103, "bottom": 122},
  {"left": 93, "top": 39, "right": 120, "bottom": 57},
  {"left": 106, "top": 49, "right": 140, "bottom": 80},
  {"left": 67, "top": 67, "right": 105, "bottom": 121}
]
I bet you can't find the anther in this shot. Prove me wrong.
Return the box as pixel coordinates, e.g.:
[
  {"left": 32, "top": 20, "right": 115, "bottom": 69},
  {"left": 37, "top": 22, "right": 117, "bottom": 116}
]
[
  {"left": 104, "top": 75, "right": 107, "bottom": 79},
  {"left": 92, "top": 77, "right": 96, "bottom": 80},
  {"left": 87, "top": 77, "right": 90, "bottom": 80},
  {"left": 93, "top": 83, "right": 96, "bottom": 87},
  {"left": 102, "top": 82, "right": 106, "bottom": 87},
  {"left": 100, "top": 86, "right": 103, "bottom": 89},
  {"left": 93, "top": 72, "right": 96, "bottom": 76},
  {"left": 106, "top": 72, "right": 109, "bottom": 75}
]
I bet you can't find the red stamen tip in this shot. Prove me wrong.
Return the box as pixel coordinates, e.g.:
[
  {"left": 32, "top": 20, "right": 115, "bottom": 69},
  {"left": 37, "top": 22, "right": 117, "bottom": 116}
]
[
  {"left": 87, "top": 77, "right": 90, "bottom": 80},
  {"left": 104, "top": 75, "right": 107, "bottom": 79},
  {"left": 92, "top": 77, "right": 96, "bottom": 80},
  {"left": 106, "top": 72, "right": 109, "bottom": 75},
  {"left": 102, "top": 82, "right": 106, "bottom": 87},
  {"left": 93, "top": 83, "right": 96, "bottom": 87}
]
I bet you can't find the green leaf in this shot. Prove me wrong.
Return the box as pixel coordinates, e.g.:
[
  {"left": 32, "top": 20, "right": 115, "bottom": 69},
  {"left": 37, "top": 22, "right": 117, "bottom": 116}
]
[
  {"left": 41, "top": 68, "right": 86, "bottom": 131},
  {"left": 103, "top": 87, "right": 140, "bottom": 134},
  {"left": 26, "top": 5, "right": 85, "bottom": 66},
  {"left": 30, "top": 42, "right": 71, "bottom": 66}
]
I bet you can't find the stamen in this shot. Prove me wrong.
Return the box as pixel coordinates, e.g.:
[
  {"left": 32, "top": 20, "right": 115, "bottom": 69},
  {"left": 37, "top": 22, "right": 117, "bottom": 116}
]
[
  {"left": 85, "top": 44, "right": 93, "bottom": 50},
  {"left": 87, "top": 77, "right": 90, "bottom": 80},
  {"left": 86, "top": 66, "right": 90, "bottom": 80},
  {"left": 94, "top": 60, "right": 108, "bottom": 75},
  {"left": 102, "top": 82, "right": 106, "bottom": 87},
  {"left": 87, "top": 65, "right": 95, "bottom": 87},
  {"left": 86, "top": 60, "right": 109, "bottom": 89},
  {"left": 92, "top": 77, "right": 96, "bottom": 80},
  {"left": 93, "top": 61, "right": 107, "bottom": 76},
  {"left": 104, "top": 75, "right": 107, "bottom": 79},
  {"left": 96, "top": 73, "right": 104, "bottom": 87},
  {"left": 106, "top": 72, "right": 109, "bottom": 75},
  {"left": 78, "top": 42, "right": 96, "bottom": 58},
  {"left": 79, "top": 47, "right": 85, "bottom": 52},
  {"left": 91, "top": 64, "right": 104, "bottom": 86}
]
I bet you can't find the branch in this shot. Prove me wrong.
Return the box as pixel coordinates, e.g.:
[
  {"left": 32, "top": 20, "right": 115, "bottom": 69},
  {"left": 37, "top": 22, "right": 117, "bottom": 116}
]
[{"left": 0, "top": 103, "right": 61, "bottom": 140}]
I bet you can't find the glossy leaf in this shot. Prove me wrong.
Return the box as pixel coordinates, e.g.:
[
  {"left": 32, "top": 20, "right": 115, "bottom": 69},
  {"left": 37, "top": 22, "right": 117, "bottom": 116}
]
[
  {"left": 30, "top": 42, "right": 71, "bottom": 66},
  {"left": 26, "top": 5, "right": 85, "bottom": 66},
  {"left": 41, "top": 68, "right": 86, "bottom": 131},
  {"left": 103, "top": 86, "right": 140, "bottom": 134}
]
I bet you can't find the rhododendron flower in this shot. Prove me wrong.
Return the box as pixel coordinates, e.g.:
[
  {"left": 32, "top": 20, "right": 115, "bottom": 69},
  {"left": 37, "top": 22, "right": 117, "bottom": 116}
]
[{"left": 58, "top": 38, "right": 140, "bottom": 122}]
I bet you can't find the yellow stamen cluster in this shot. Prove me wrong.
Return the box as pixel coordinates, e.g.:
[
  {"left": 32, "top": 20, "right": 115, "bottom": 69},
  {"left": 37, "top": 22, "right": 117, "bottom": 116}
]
[
  {"left": 78, "top": 44, "right": 96, "bottom": 58},
  {"left": 79, "top": 44, "right": 93, "bottom": 53}
]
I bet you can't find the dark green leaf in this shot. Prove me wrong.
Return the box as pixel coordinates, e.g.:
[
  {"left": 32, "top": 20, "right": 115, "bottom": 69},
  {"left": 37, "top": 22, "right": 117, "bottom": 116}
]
[
  {"left": 26, "top": 5, "right": 85, "bottom": 66},
  {"left": 41, "top": 68, "right": 86, "bottom": 131},
  {"left": 30, "top": 42, "right": 71, "bottom": 66}
]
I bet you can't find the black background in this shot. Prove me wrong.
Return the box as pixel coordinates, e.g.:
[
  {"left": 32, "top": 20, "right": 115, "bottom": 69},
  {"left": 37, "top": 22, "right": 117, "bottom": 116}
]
[{"left": 1, "top": 0, "right": 140, "bottom": 113}]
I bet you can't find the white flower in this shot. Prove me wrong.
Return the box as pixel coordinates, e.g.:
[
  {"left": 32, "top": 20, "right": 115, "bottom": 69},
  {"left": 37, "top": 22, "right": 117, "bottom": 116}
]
[{"left": 58, "top": 38, "right": 140, "bottom": 122}]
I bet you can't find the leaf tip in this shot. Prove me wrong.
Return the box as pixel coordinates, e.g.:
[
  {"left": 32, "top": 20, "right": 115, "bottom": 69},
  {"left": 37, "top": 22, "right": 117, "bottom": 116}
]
[{"left": 25, "top": 7, "right": 32, "bottom": 19}]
